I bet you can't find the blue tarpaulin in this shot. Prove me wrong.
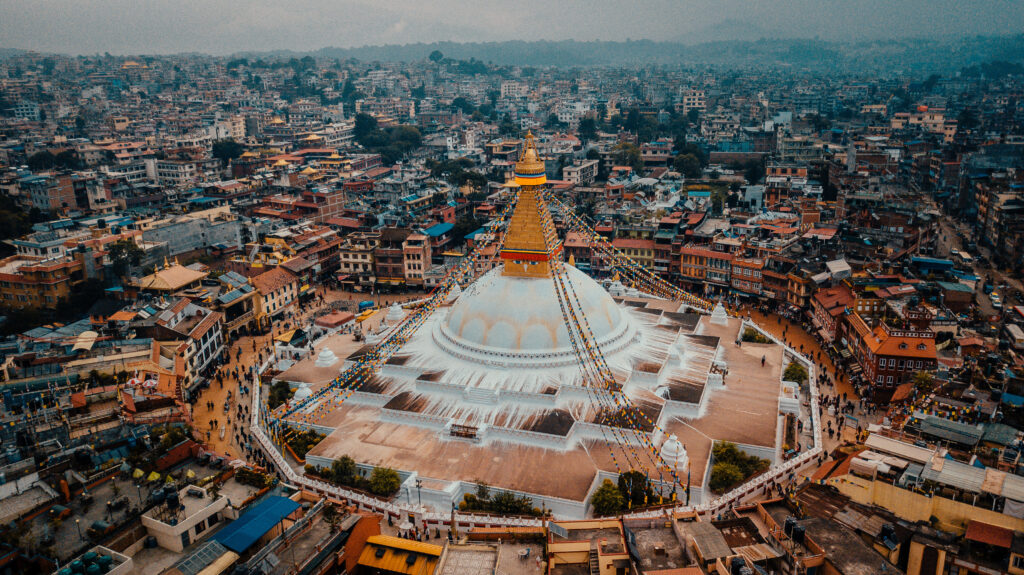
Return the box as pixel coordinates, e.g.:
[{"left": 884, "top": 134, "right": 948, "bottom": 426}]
[
  {"left": 213, "top": 496, "right": 300, "bottom": 553},
  {"left": 1002, "top": 392, "right": 1024, "bottom": 407}
]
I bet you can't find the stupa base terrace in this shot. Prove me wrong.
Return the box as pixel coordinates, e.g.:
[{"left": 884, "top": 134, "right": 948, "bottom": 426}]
[{"left": 273, "top": 294, "right": 800, "bottom": 518}]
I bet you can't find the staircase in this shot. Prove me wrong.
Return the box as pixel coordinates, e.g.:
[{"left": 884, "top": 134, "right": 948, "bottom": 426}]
[
  {"left": 462, "top": 386, "right": 498, "bottom": 405},
  {"left": 589, "top": 541, "right": 600, "bottom": 575}
]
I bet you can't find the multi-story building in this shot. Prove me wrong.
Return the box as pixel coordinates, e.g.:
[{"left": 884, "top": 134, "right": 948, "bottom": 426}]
[
  {"left": 844, "top": 312, "right": 937, "bottom": 401},
  {"left": 402, "top": 233, "right": 431, "bottom": 287},
  {"left": 562, "top": 160, "right": 598, "bottom": 186},
  {"left": 251, "top": 267, "right": 299, "bottom": 328}
]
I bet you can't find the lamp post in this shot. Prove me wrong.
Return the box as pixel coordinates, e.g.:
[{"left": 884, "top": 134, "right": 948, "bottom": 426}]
[
  {"left": 415, "top": 479, "right": 422, "bottom": 506},
  {"left": 106, "top": 500, "right": 112, "bottom": 521},
  {"left": 74, "top": 518, "right": 82, "bottom": 539}
]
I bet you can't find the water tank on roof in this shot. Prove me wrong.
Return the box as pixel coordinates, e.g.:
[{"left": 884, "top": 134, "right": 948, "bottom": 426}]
[
  {"left": 730, "top": 556, "right": 746, "bottom": 575},
  {"left": 86, "top": 563, "right": 101, "bottom": 575},
  {"left": 83, "top": 551, "right": 98, "bottom": 564},
  {"left": 792, "top": 525, "right": 806, "bottom": 544},
  {"left": 98, "top": 554, "right": 113, "bottom": 572},
  {"left": 71, "top": 560, "right": 85, "bottom": 573},
  {"left": 784, "top": 516, "right": 797, "bottom": 537},
  {"left": 166, "top": 490, "right": 180, "bottom": 509}
]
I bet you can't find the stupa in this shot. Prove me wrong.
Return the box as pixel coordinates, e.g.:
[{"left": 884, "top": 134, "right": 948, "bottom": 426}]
[{"left": 286, "top": 134, "right": 791, "bottom": 517}]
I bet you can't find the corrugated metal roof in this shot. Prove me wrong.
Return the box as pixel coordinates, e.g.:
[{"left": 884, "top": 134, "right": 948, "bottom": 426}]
[
  {"left": 864, "top": 434, "right": 936, "bottom": 464},
  {"left": 1001, "top": 473, "right": 1024, "bottom": 503},
  {"left": 920, "top": 416, "right": 983, "bottom": 446},
  {"left": 921, "top": 458, "right": 986, "bottom": 493},
  {"left": 689, "top": 521, "right": 733, "bottom": 559}
]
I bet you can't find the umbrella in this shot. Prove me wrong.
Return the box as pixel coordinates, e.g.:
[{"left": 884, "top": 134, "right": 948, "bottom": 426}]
[
  {"left": 399, "top": 521, "right": 414, "bottom": 531},
  {"left": 120, "top": 462, "right": 131, "bottom": 473},
  {"left": 165, "top": 475, "right": 175, "bottom": 483},
  {"left": 133, "top": 468, "right": 144, "bottom": 479},
  {"left": 147, "top": 471, "right": 161, "bottom": 482},
  {"left": 186, "top": 470, "right": 196, "bottom": 479}
]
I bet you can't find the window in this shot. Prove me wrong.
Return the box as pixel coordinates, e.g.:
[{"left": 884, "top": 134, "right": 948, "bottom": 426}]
[
  {"left": 886, "top": 376, "right": 893, "bottom": 384},
  {"left": 877, "top": 375, "right": 884, "bottom": 384},
  {"left": 879, "top": 358, "right": 885, "bottom": 367},
  {"left": 888, "top": 359, "right": 896, "bottom": 368},
  {"left": 1013, "top": 556, "right": 1024, "bottom": 569}
]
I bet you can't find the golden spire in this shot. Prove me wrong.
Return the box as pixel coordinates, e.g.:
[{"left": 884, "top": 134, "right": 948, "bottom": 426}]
[{"left": 501, "top": 133, "right": 559, "bottom": 278}]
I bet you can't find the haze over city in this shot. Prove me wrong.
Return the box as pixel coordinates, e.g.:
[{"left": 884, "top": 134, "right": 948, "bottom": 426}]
[{"left": 1, "top": 0, "right": 1023, "bottom": 55}]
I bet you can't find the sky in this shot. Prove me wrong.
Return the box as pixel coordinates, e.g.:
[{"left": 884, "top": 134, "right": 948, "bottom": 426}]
[{"left": 0, "top": 0, "right": 1022, "bottom": 56}]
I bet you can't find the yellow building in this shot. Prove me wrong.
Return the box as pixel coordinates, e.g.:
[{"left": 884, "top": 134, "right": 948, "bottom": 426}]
[
  {"left": 546, "top": 519, "right": 630, "bottom": 575},
  {"left": 356, "top": 534, "right": 441, "bottom": 575}
]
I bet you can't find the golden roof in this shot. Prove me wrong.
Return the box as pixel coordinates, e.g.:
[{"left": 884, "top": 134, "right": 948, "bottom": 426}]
[
  {"left": 273, "top": 159, "right": 290, "bottom": 167},
  {"left": 516, "top": 131, "right": 545, "bottom": 175}
]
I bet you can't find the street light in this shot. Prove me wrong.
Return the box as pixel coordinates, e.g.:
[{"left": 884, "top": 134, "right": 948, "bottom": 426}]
[
  {"left": 106, "top": 500, "right": 112, "bottom": 521},
  {"left": 74, "top": 518, "right": 82, "bottom": 539},
  {"left": 415, "top": 479, "right": 422, "bottom": 506}
]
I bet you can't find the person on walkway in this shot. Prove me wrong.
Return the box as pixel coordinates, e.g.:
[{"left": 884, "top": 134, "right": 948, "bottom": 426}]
[{"left": 761, "top": 355, "right": 766, "bottom": 367}]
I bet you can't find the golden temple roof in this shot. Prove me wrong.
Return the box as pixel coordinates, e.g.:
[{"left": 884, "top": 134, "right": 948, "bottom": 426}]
[{"left": 501, "top": 134, "right": 558, "bottom": 278}]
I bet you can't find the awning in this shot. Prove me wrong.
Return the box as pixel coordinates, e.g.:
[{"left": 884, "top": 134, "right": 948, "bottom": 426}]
[
  {"left": 964, "top": 520, "right": 1013, "bottom": 548},
  {"left": 275, "top": 330, "right": 297, "bottom": 343},
  {"left": 214, "top": 496, "right": 300, "bottom": 553}
]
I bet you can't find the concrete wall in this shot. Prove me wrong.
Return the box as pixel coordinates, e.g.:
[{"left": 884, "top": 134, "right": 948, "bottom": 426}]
[
  {"left": 830, "top": 474, "right": 1024, "bottom": 534},
  {"left": 141, "top": 495, "right": 228, "bottom": 552}
]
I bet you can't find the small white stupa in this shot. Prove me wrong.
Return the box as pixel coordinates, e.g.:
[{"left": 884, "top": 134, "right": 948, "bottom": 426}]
[
  {"left": 314, "top": 347, "right": 338, "bottom": 368},
  {"left": 710, "top": 300, "right": 729, "bottom": 326},
  {"left": 386, "top": 303, "right": 405, "bottom": 323},
  {"left": 608, "top": 280, "right": 626, "bottom": 297},
  {"left": 659, "top": 434, "right": 689, "bottom": 474},
  {"left": 446, "top": 281, "right": 462, "bottom": 303},
  {"left": 292, "top": 382, "right": 313, "bottom": 403}
]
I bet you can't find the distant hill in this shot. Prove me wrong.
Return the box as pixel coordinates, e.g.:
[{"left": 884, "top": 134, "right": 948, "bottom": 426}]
[{"left": 284, "top": 35, "right": 1024, "bottom": 72}]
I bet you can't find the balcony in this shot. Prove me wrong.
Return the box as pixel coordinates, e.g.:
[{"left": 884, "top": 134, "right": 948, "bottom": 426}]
[{"left": 225, "top": 309, "right": 256, "bottom": 331}]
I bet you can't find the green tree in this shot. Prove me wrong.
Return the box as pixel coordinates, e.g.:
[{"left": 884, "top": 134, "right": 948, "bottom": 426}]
[
  {"left": 368, "top": 467, "right": 400, "bottom": 496},
  {"left": 616, "top": 470, "right": 654, "bottom": 507},
  {"left": 590, "top": 479, "right": 625, "bottom": 516},
  {"left": 913, "top": 371, "right": 935, "bottom": 393},
  {"left": 428, "top": 50, "right": 444, "bottom": 62},
  {"left": 709, "top": 462, "right": 744, "bottom": 492},
  {"left": 578, "top": 117, "right": 598, "bottom": 142},
  {"left": 27, "top": 151, "right": 56, "bottom": 171},
  {"left": 331, "top": 455, "right": 357, "bottom": 484},
  {"left": 783, "top": 362, "right": 808, "bottom": 384},
  {"left": 211, "top": 139, "right": 244, "bottom": 163},
  {"left": 673, "top": 153, "right": 702, "bottom": 179},
  {"left": 267, "top": 380, "right": 294, "bottom": 409},
  {"left": 612, "top": 142, "right": 642, "bottom": 173},
  {"left": 107, "top": 239, "right": 145, "bottom": 278},
  {"left": 354, "top": 113, "right": 378, "bottom": 142},
  {"left": 54, "top": 150, "right": 82, "bottom": 169},
  {"left": 744, "top": 160, "right": 766, "bottom": 185},
  {"left": 451, "top": 97, "right": 475, "bottom": 114}
]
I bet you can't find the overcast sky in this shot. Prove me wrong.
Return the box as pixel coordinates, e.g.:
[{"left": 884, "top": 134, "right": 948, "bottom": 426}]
[{"left": 1, "top": 0, "right": 1022, "bottom": 55}]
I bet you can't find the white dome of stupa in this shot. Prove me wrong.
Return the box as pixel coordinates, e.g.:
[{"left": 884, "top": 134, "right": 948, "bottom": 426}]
[
  {"left": 386, "top": 304, "right": 405, "bottom": 323},
  {"left": 292, "top": 382, "right": 313, "bottom": 402},
  {"left": 434, "top": 266, "right": 637, "bottom": 368},
  {"left": 659, "top": 434, "right": 689, "bottom": 472},
  {"left": 315, "top": 348, "right": 338, "bottom": 367}
]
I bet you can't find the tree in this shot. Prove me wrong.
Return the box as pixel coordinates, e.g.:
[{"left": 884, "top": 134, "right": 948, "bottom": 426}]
[
  {"left": 211, "top": 139, "right": 244, "bottom": 163},
  {"left": 709, "top": 462, "right": 744, "bottom": 492},
  {"left": 354, "top": 113, "right": 378, "bottom": 142},
  {"left": 578, "top": 117, "right": 598, "bottom": 142},
  {"left": 674, "top": 154, "right": 701, "bottom": 179},
  {"left": 428, "top": 50, "right": 444, "bottom": 62},
  {"left": 108, "top": 239, "right": 144, "bottom": 278},
  {"left": 451, "top": 97, "right": 475, "bottom": 114},
  {"left": 450, "top": 215, "right": 484, "bottom": 246},
  {"left": 913, "top": 371, "right": 935, "bottom": 393},
  {"left": 744, "top": 160, "right": 766, "bottom": 185},
  {"left": 322, "top": 502, "right": 341, "bottom": 532},
  {"left": 616, "top": 470, "right": 654, "bottom": 507},
  {"left": 54, "top": 150, "right": 82, "bottom": 169},
  {"left": 612, "top": 142, "right": 642, "bottom": 173},
  {"left": 267, "top": 380, "right": 294, "bottom": 409},
  {"left": 27, "top": 151, "right": 56, "bottom": 171},
  {"left": 590, "top": 479, "right": 625, "bottom": 516},
  {"left": 368, "top": 467, "right": 400, "bottom": 496},
  {"left": 783, "top": 362, "right": 808, "bottom": 384},
  {"left": 331, "top": 456, "right": 357, "bottom": 484}
]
